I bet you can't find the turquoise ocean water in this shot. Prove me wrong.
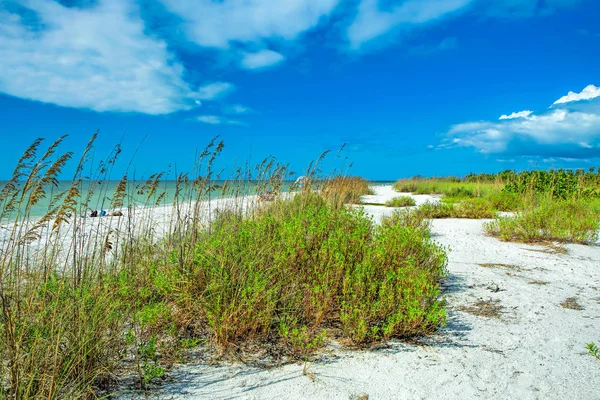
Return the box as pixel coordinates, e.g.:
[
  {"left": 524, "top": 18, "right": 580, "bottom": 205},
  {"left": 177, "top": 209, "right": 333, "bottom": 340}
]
[{"left": 1, "top": 180, "right": 393, "bottom": 219}]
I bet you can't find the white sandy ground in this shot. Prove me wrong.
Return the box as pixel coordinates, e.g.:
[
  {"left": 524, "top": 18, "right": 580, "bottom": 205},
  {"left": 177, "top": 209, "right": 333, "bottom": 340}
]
[{"left": 16, "top": 186, "right": 598, "bottom": 400}]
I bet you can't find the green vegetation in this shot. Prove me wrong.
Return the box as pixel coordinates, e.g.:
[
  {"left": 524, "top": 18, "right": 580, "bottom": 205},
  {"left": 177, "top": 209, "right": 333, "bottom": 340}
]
[
  {"left": 0, "top": 136, "right": 447, "bottom": 399},
  {"left": 393, "top": 171, "right": 600, "bottom": 242},
  {"left": 320, "top": 175, "right": 373, "bottom": 209},
  {"left": 588, "top": 341, "right": 600, "bottom": 361},
  {"left": 485, "top": 198, "right": 600, "bottom": 244},
  {"left": 393, "top": 178, "right": 499, "bottom": 199},
  {"left": 385, "top": 196, "right": 416, "bottom": 207},
  {"left": 415, "top": 199, "right": 496, "bottom": 219}
]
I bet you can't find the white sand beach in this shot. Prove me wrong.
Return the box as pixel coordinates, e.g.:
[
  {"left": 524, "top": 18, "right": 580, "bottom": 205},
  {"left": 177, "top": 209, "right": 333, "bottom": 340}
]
[{"left": 108, "top": 185, "right": 600, "bottom": 400}]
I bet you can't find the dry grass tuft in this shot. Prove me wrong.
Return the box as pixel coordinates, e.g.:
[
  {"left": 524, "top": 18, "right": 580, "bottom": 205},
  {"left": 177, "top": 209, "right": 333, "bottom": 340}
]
[
  {"left": 459, "top": 299, "right": 504, "bottom": 319},
  {"left": 478, "top": 263, "right": 523, "bottom": 272},
  {"left": 560, "top": 297, "right": 584, "bottom": 310},
  {"left": 528, "top": 280, "right": 550, "bottom": 285},
  {"left": 320, "top": 176, "right": 373, "bottom": 208}
]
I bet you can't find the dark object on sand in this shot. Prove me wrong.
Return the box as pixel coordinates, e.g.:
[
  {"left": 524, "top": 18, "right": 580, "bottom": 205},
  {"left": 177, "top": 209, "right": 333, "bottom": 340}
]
[
  {"left": 90, "top": 210, "right": 98, "bottom": 218},
  {"left": 112, "top": 211, "right": 123, "bottom": 217},
  {"left": 259, "top": 191, "right": 276, "bottom": 201}
]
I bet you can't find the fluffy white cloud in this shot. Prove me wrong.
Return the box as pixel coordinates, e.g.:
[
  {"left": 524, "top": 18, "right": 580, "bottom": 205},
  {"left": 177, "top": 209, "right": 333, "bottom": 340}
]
[
  {"left": 196, "top": 82, "right": 235, "bottom": 100},
  {"left": 0, "top": 0, "right": 205, "bottom": 114},
  {"left": 499, "top": 110, "right": 533, "bottom": 120},
  {"left": 159, "top": 0, "right": 340, "bottom": 48},
  {"left": 241, "top": 50, "right": 286, "bottom": 70},
  {"left": 553, "top": 84, "right": 600, "bottom": 105},
  {"left": 446, "top": 86, "right": 600, "bottom": 157},
  {"left": 0, "top": 0, "right": 231, "bottom": 114},
  {"left": 196, "top": 115, "right": 242, "bottom": 125},
  {"left": 347, "top": 0, "right": 473, "bottom": 49}
]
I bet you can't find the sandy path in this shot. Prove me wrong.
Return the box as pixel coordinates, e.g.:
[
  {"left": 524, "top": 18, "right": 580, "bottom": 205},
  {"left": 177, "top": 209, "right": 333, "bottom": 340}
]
[{"left": 121, "top": 186, "right": 600, "bottom": 399}]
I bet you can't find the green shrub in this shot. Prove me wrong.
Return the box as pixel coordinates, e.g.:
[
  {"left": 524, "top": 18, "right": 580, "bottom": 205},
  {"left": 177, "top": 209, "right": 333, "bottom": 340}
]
[
  {"left": 416, "top": 202, "right": 455, "bottom": 218},
  {"left": 486, "top": 191, "right": 523, "bottom": 211},
  {"left": 380, "top": 209, "right": 429, "bottom": 231},
  {"left": 414, "top": 200, "right": 495, "bottom": 219},
  {"left": 486, "top": 199, "right": 600, "bottom": 244},
  {"left": 385, "top": 196, "right": 416, "bottom": 207},
  {"left": 340, "top": 221, "right": 447, "bottom": 343},
  {"left": 453, "top": 198, "right": 496, "bottom": 219},
  {"left": 188, "top": 193, "right": 447, "bottom": 349}
]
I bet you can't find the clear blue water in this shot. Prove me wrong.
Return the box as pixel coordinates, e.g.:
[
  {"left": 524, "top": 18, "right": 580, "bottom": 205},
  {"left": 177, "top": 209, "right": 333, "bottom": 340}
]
[{"left": 1, "top": 180, "right": 393, "bottom": 219}]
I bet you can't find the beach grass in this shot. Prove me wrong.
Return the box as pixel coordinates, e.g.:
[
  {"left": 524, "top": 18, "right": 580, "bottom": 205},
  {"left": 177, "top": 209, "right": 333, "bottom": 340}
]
[
  {"left": 393, "top": 178, "right": 501, "bottom": 199},
  {"left": 385, "top": 196, "right": 416, "bottom": 207},
  {"left": 485, "top": 198, "right": 600, "bottom": 244},
  {"left": 0, "top": 136, "right": 448, "bottom": 399}
]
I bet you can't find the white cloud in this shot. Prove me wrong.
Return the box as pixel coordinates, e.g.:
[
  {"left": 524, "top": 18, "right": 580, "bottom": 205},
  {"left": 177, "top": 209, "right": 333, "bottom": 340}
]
[
  {"left": 196, "top": 82, "right": 235, "bottom": 100},
  {"left": 347, "top": 0, "right": 473, "bottom": 50},
  {"left": 499, "top": 110, "right": 533, "bottom": 120},
  {"left": 196, "top": 115, "right": 242, "bottom": 125},
  {"left": 446, "top": 87, "right": 600, "bottom": 157},
  {"left": 241, "top": 50, "right": 286, "bottom": 70},
  {"left": 553, "top": 84, "right": 600, "bottom": 105},
  {"left": 159, "top": 0, "right": 340, "bottom": 48},
  {"left": 345, "top": 0, "right": 582, "bottom": 51},
  {"left": 226, "top": 104, "right": 253, "bottom": 114},
  {"left": 0, "top": 0, "right": 220, "bottom": 114}
]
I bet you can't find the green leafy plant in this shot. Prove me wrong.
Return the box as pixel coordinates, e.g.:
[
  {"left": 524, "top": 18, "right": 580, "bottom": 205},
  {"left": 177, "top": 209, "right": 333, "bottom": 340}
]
[
  {"left": 385, "top": 196, "right": 416, "bottom": 207},
  {"left": 587, "top": 341, "right": 600, "bottom": 361}
]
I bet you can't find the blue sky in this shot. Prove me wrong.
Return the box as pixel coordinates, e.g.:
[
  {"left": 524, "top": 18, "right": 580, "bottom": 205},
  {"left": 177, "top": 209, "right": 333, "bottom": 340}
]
[{"left": 1, "top": 0, "right": 600, "bottom": 180}]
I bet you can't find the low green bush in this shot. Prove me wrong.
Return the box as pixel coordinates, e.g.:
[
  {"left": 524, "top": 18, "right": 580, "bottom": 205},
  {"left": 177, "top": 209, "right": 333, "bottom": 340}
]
[
  {"left": 485, "top": 199, "right": 600, "bottom": 244},
  {"left": 486, "top": 191, "right": 523, "bottom": 212},
  {"left": 187, "top": 193, "right": 447, "bottom": 348},
  {"left": 453, "top": 198, "right": 497, "bottom": 219},
  {"left": 385, "top": 196, "right": 416, "bottom": 207},
  {"left": 380, "top": 209, "right": 429, "bottom": 231},
  {"left": 415, "top": 199, "right": 496, "bottom": 219}
]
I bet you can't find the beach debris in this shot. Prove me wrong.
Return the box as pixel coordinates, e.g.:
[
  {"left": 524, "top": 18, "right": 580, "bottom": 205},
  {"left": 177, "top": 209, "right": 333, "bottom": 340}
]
[
  {"left": 459, "top": 298, "right": 504, "bottom": 319},
  {"left": 485, "top": 282, "right": 504, "bottom": 293},
  {"left": 528, "top": 280, "right": 550, "bottom": 285},
  {"left": 295, "top": 175, "right": 309, "bottom": 187},
  {"left": 478, "top": 263, "right": 523, "bottom": 272},
  {"left": 525, "top": 244, "right": 567, "bottom": 255},
  {"left": 560, "top": 297, "right": 584, "bottom": 310},
  {"left": 258, "top": 191, "right": 277, "bottom": 202}
]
